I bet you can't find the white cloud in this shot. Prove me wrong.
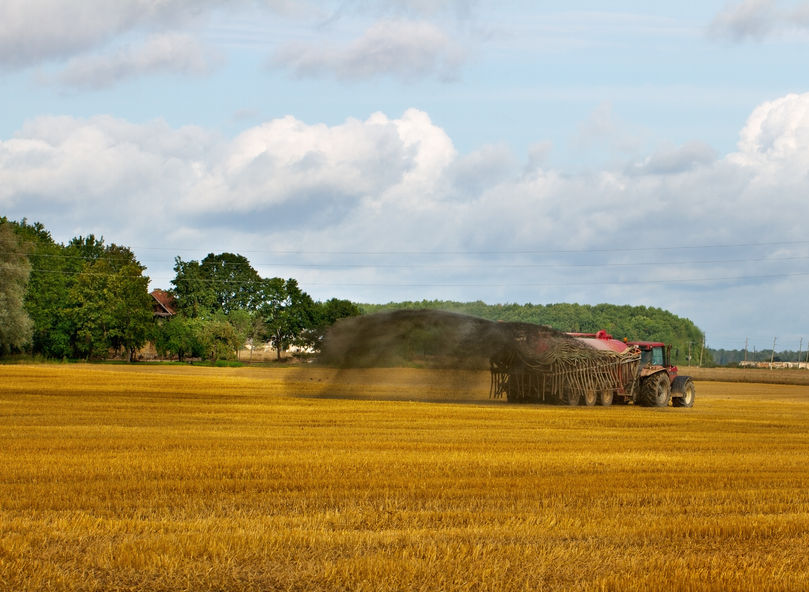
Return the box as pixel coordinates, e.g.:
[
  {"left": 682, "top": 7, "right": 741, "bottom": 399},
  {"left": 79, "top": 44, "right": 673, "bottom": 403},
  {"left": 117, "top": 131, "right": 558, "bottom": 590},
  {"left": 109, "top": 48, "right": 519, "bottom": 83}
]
[
  {"left": 0, "top": 0, "right": 224, "bottom": 68},
  {"left": 733, "top": 92, "right": 809, "bottom": 163},
  {"left": 1, "top": 0, "right": 471, "bottom": 82},
  {"left": 272, "top": 19, "right": 466, "bottom": 81},
  {"left": 55, "top": 33, "right": 216, "bottom": 89},
  {"left": 3, "top": 96, "right": 809, "bottom": 251}
]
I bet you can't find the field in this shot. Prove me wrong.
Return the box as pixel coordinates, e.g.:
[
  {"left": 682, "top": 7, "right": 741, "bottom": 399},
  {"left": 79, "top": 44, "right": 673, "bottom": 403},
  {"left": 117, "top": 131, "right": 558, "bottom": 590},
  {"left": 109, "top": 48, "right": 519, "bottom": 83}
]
[
  {"left": 2, "top": 364, "right": 809, "bottom": 591},
  {"left": 687, "top": 365, "right": 809, "bottom": 386}
]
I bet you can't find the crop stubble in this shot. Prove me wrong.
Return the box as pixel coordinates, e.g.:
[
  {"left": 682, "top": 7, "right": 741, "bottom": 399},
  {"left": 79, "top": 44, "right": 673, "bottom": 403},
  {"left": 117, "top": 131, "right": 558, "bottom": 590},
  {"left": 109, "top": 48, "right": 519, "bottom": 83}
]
[{"left": 1, "top": 364, "right": 808, "bottom": 591}]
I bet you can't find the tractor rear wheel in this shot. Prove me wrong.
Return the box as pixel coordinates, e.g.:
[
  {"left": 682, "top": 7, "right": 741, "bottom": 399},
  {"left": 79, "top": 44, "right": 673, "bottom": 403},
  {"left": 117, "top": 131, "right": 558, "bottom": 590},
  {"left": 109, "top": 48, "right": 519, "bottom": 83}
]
[
  {"left": 672, "top": 376, "right": 695, "bottom": 407},
  {"left": 639, "top": 372, "right": 671, "bottom": 407},
  {"left": 582, "top": 389, "right": 597, "bottom": 406},
  {"left": 599, "top": 390, "right": 614, "bottom": 406}
]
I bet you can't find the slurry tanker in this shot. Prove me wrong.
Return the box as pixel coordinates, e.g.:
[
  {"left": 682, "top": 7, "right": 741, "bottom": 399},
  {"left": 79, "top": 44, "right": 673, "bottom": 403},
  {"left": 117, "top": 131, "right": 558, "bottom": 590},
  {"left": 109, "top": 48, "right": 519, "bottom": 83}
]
[{"left": 490, "top": 329, "right": 695, "bottom": 407}]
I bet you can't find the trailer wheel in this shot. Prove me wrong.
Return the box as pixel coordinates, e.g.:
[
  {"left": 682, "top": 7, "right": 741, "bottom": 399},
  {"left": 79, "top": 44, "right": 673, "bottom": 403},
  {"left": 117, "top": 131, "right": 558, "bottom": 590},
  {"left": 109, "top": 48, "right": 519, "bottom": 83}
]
[
  {"left": 582, "top": 389, "right": 597, "bottom": 406},
  {"left": 599, "top": 390, "right": 614, "bottom": 406},
  {"left": 639, "top": 372, "right": 671, "bottom": 407},
  {"left": 672, "top": 376, "right": 695, "bottom": 408},
  {"left": 561, "top": 390, "right": 580, "bottom": 406}
]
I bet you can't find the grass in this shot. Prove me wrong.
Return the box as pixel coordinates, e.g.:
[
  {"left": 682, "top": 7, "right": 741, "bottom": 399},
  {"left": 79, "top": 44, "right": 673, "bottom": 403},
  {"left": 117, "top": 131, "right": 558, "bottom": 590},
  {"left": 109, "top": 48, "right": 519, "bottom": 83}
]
[{"left": 1, "top": 364, "right": 809, "bottom": 591}]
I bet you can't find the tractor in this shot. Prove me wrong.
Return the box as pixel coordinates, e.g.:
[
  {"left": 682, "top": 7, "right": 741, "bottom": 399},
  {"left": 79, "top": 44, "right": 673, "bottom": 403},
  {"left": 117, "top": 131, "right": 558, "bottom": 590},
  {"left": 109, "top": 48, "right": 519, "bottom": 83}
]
[{"left": 571, "top": 332, "right": 695, "bottom": 407}]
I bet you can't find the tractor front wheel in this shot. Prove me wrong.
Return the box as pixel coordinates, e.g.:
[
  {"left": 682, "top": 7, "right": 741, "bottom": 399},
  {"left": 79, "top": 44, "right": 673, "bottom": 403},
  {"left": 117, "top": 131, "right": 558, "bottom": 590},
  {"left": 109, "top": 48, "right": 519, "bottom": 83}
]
[
  {"left": 672, "top": 376, "right": 695, "bottom": 408},
  {"left": 639, "top": 372, "right": 671, "bottom": 407}
]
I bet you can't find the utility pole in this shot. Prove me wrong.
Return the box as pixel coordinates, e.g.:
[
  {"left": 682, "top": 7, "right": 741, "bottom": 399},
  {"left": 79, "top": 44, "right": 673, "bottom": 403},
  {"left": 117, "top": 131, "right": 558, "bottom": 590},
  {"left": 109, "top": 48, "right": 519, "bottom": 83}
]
[
  {"left": 799, "top": 338, "right": 803, "bottom": 365},
  {"left": 770, "top": 337, "right": 777, "bottom": 369},
  {"left": 744, "top": 337, "right": 748, "bottom": 363},
  {"left": 687, "top": 342, "right": 692, "bottom": 367}
]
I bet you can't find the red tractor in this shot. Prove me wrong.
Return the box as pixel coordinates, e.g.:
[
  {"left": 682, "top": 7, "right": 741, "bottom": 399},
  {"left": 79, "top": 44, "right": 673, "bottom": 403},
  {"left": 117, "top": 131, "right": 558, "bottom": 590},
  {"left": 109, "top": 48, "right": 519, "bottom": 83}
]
[{"left": 570, "top": 331, "right": 695, "bottom": 407}]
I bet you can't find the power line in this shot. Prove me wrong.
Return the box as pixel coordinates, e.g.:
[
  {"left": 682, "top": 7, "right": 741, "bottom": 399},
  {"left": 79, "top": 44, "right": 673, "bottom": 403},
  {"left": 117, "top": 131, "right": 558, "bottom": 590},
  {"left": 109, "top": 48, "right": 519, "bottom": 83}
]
[
  {"left": 27, "top": 265, "right": 809, "bottom": 286},
  {"left": 17, "top": 251, "right": 809, "bottom": 270},
  {"left": 125, "top": 238, "right": 809, "bottom": 256}
]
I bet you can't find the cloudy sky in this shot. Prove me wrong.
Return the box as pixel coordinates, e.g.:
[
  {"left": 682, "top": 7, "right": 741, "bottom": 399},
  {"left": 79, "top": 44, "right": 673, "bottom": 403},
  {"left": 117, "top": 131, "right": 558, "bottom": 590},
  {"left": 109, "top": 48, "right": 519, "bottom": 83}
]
[{"left": 3, "top": 0, "right": 809, "bottom": 352}]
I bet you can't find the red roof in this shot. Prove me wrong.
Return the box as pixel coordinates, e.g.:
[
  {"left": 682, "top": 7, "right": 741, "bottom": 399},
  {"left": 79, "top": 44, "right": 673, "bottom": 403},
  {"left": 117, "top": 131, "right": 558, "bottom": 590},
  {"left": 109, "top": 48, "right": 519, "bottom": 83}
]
[{"left": 150, "top": 289, "right": 176, "bottom": 317}]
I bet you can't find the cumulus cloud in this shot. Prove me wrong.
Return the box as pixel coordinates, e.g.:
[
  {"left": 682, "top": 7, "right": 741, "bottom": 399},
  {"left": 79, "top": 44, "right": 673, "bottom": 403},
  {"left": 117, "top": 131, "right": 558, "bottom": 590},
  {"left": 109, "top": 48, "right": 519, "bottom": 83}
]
[
  {"left": 4, "top": 96, "right": 809, "bottom": 251},
  {"left": 272, "top": 19, "right": 466, "bottom": 81},
  {"left": 710, "top": 0, "right": 809, "bottom": 40},
  {"left": 733, "top": 92, "right": 809, "bottom": 162}
]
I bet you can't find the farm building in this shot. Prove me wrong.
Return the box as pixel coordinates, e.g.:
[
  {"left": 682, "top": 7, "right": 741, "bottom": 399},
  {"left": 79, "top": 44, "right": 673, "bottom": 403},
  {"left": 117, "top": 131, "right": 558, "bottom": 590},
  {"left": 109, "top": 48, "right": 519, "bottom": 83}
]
[{"left": 150, "top": 289, "right": 176, "bottom": 319}]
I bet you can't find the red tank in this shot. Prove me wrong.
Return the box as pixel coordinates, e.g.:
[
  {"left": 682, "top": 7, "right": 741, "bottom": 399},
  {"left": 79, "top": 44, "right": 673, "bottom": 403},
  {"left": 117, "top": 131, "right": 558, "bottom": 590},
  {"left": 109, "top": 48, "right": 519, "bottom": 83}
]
[{"left": 568, "top": 330, "right": 630, "bottom": 354}]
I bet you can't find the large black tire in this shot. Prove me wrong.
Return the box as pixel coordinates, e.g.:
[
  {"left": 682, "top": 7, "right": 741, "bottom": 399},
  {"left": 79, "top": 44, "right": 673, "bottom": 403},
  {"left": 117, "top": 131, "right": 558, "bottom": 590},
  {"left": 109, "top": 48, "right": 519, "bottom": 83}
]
[
  {"left": 599, "top": 390, "right": 614, "bottom": 406},
  {"left": 639, "top": 372, "right": 671, "bottom": 407},
  {"left": 672, "top": 376, "right": 695, "bottom": 407}
]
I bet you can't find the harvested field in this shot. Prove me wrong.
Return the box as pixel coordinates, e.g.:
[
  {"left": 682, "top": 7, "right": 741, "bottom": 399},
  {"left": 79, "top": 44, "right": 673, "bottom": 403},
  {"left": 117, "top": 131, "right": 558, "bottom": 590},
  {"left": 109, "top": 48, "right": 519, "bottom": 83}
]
[
  {"left": 1, "top": 364, "right": 809, "bottom": 591},
  {"left": 686, "top": 365, "right": 809, "bottom": 386}
]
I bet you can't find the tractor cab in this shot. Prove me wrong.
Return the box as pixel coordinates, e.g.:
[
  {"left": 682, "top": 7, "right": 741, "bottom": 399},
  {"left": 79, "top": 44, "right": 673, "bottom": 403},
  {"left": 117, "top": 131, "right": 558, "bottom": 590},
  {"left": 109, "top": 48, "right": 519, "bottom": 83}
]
[{"left": 629, "top": 341, "right": 676, "bottom": 378}]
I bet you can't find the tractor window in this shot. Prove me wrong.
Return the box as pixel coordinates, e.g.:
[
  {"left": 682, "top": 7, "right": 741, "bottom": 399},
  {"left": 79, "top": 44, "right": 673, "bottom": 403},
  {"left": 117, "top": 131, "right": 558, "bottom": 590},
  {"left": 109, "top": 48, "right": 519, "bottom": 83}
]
[{"left": 651, "top": 347, "right": 664, "bottom": 366}]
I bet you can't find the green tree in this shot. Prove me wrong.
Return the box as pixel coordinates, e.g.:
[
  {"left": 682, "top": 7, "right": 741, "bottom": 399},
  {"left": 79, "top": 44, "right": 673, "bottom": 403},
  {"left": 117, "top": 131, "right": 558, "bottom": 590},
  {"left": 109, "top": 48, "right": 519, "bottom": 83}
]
[
  {"left": 298, "top": 298, "right": 362, "bottom": 351},
  {"left": 0, "top": 221, "right": 33, "bottom": 354},
  {"left": 7, "top": 219, "right": 79, "bottom": 357},
  {"left": 154, "top": 315, "right": 202, "bottom": 362},
  {"left": 67, "top": 243, "right": 152, "bottom": 360},
  {"left": 170, "top": 257, "right": 214, "bottom": 317},
  {"left": 195, "top": 316, "right": 241, "bottom": 362},
  {"left": 257, "top": 278, "right": 317, "bottom": 359},
  {"left": 171, "top": 253, "right": 262, "bottom": 316}
]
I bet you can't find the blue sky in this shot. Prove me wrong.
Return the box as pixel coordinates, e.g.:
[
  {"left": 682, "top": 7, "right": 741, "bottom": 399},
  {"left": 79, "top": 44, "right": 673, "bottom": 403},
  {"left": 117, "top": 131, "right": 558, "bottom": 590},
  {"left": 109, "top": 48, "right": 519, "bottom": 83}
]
[{"left": 3, "top": 0, "right": 809, "bottom": 352}]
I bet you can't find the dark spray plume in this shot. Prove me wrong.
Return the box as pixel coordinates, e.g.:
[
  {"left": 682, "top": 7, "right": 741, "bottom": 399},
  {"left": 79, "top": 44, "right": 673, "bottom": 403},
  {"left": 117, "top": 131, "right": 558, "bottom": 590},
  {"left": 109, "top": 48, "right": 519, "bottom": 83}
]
[
  {"left": 289, "top": 309, "right": 613, "bottom": 403},
  {"left": 316, "top": 309, "right": 579, "bottom": 370}
]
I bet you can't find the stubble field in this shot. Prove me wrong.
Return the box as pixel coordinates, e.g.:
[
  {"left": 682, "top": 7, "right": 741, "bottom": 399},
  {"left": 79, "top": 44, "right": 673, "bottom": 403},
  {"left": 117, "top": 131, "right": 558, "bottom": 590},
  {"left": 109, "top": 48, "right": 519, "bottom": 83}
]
[{"left": 1, "top": 364, "right": 809, "bottom": 591}]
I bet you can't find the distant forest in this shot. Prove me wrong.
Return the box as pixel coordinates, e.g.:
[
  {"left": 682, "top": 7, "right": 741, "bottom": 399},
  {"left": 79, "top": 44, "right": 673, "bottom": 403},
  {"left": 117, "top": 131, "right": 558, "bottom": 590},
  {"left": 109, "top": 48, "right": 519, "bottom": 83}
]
[
  {"left": 711, "top": 348, "right": 809, "bottom": 366},
  {"left": 362, "top": 300, "right": 709, "bottom": 367}
]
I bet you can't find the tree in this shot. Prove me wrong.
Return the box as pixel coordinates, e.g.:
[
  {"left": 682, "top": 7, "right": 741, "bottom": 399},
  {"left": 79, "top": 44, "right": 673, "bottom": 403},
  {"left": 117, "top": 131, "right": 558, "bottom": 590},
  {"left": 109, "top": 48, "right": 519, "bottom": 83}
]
[
  {"left": 0, "top": 221, "right": 33, "bottom": 354},
  {"left": 67, "top": 243, "right": 152, "bottom": 360},
  {"left": 154, "top": 315, "right": 202, "bottom": 362},
  {"left": 171, "top": 253, "right": 262, "bottom": 316},
  {"left": 224, "top": 308, "right": 263, "bottom": 360},
  {"left": 298, "top": 298, "right": 362, "bottom": 351},
  {"left": 257, "top": 278, "right": 317, "bottom": 359},
  {"left": 7, "top": 219, "right": 77, "bottom": 357},
  {"left": 195, "top": 316, "right": 241, "bottom": 362}
]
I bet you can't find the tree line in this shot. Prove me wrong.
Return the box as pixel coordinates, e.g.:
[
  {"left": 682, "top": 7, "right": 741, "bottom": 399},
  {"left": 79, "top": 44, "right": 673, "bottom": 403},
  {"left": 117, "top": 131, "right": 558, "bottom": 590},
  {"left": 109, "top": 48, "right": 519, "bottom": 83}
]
[
  {"left": 0, "top": 218, "right": 359, "bottom": 361},
  {"left": 2, "top": 216, "right": 711, "bottom": 366}
]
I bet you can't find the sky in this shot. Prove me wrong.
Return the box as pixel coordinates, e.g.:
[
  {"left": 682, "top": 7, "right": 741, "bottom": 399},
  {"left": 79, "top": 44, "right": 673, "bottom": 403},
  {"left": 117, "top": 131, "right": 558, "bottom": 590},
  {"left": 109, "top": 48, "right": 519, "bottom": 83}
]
[{"left": 2, "top": 0, "right": 809, "bottom": 352}]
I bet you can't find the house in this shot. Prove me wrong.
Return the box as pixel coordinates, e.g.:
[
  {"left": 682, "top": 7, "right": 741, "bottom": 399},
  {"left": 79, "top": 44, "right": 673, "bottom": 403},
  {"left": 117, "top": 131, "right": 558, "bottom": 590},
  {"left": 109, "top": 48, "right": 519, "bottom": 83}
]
[{"left": 150, "top": 289, "right": 176, "bottom": 319}]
